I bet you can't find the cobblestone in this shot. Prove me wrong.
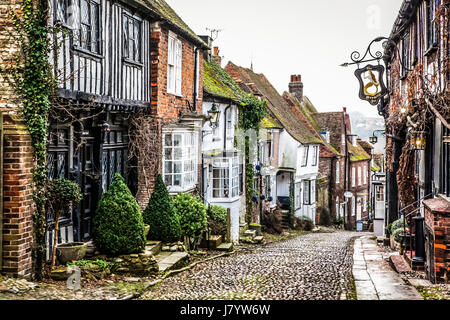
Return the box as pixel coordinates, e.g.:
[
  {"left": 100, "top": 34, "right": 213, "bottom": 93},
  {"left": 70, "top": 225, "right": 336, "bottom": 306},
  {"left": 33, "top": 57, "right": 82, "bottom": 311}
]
[{"left": 142, "top": 230, "right": 365, "bottom": 300}]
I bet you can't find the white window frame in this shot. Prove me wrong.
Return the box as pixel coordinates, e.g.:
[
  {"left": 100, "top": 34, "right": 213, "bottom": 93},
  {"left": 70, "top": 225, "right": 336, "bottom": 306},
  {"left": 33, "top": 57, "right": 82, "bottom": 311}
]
[
  {"left": 163, "top": 130, "right": 198, "bottom": 193},
  {"left": 312, "top": 145, "right": 318, "bottom": 166},
  {"left": 358, "top": 166, "right": 362, "bottom": 186},
  {"left": 363, "top": 165, "right": 368, "bottom": 185},
  {"left": 301, "top": 146, "right": 309, "bottom": 167},
  {"left": 352, "top": 167, "right": 356, "bottom": 187},
  {"left": 211, "top": 157, "right": 240, "bottom": 201},
  {"left": 168, "top": 34, "right": 182, "bottom": 96}
]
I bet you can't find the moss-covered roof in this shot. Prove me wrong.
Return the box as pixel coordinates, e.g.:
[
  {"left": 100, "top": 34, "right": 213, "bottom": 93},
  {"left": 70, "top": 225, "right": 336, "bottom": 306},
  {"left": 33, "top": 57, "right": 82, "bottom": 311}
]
[
  {"left": 141, "top": 0, "right": 207, "bottom": 47},
  {"left": 203, "top": 60, "right": 247, "bottom": 102},
  {"left": 225, "top": 62, "right": 321, "bottom": 145},
  {"left": 348, "top": 141, "right": 372, "bottom": 162},
  {"left": 261, "top": 114, "right": 283, "bottom": 129}
]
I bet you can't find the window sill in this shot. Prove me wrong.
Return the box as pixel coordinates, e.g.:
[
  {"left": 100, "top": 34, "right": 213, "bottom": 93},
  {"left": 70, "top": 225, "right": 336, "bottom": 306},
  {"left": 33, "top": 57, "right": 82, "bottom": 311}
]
[
  {"left": 168, "top": 186, "right": 196, "bottom": 195},
  {"left": 167, "top": 91, "right": 183, "bottom": 98},
  {"left": 73, "top": 46, "right": 104, "bottom": 60},
  {"left": 123, "top": 58, "right": 144, "bottom": 68}
]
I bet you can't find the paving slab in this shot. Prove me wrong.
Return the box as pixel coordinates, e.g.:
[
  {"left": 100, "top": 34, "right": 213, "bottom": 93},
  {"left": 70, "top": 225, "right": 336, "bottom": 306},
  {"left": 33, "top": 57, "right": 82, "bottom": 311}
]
[{"left": 353, "top": 236, "right": 423, "bottom": 301}]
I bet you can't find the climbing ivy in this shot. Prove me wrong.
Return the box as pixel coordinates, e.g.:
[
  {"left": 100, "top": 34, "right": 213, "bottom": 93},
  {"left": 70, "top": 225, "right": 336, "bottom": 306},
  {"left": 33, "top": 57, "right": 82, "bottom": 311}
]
[
  {"left": 1, "top": 0, "right": 55, "bottom": 279},
  {"left": 238, "top": 96, "right": 267, "bottom": 223}
]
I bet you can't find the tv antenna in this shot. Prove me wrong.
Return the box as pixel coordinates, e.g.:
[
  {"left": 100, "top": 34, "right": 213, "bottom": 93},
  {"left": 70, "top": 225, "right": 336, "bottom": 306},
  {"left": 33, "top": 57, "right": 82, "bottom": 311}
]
[{"left": 206, "top": 28, "right": 223, "bottom": 41}]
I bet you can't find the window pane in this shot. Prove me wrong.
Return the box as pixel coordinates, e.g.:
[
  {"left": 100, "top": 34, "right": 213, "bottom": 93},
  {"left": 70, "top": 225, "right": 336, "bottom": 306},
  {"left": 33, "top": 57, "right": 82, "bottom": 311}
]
[
  {"left": 81, "top": 0, "right": 89, "bottom": 24},
  {"left": 164, "top": 148, "right": 172, "bottom": 160},
  {"left": 164, "top": 161, "right": 172, "bottom": 174},
  {"left": 174, "top": 174, "right": 182, "bottom": 186},
  {"left": 173, "top": 134, "right": 182, "bottom": 146},
  {"left": 174, "top": 162, "right": 182, "bottom": 174},
  {"left": 164, "top": 134, "right": 172, "bottom": 146}
]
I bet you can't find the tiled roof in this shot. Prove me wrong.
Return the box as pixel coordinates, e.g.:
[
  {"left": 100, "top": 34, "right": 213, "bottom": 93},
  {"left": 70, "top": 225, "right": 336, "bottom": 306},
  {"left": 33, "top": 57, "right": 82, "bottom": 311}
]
[
  {"left": 139, "top": 0, "right": 208, "bottom": 47},
  {"left": 284, "top": 93, "right": 342, "bottom": 156},
  {"left": 312, "top": 112, "right": 346, "bottom": 152},
  {"left": 225, "top": 62, "right": 321, "bottom": 145}
]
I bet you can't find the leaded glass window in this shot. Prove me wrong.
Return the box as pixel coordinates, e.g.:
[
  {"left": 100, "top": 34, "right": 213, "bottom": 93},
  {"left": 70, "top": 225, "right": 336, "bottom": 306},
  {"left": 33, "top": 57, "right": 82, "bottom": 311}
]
[{"left": 123, "top": 14, "right": 141, "bottom": 63}]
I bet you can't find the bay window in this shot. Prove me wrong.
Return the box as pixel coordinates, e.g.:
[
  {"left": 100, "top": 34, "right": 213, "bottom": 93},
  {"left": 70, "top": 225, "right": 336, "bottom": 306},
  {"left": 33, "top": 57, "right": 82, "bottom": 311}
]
[
  {"left": 163, "top": 131, "right": 198, "bottom": 192},
  {"left": 212, "top": 157, "right": 240, "bottom": 200}
]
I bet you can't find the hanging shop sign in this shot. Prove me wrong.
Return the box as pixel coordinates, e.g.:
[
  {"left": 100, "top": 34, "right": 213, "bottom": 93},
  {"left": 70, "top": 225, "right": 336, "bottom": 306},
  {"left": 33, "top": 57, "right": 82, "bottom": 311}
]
[{"left": 354, "top": 64, "right": 388, "bottom": 106}]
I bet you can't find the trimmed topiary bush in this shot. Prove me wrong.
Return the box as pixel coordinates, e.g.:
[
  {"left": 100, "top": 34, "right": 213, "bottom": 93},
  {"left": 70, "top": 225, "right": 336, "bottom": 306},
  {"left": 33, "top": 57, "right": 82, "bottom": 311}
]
[
  {"left": 262, "top": 207, "right": 283, "bottom": 234},
  {"left": 93, "top": 174, "right": 146, "bottom": 255},
  {"left": 207, "top": 205, "right": 227, "bottom": 236},
  {"left": 173, "top": 193, "right": 208, "bottom": 250},
  {"left": 143, "top": 175, "right": 181, "bottom": 243}
]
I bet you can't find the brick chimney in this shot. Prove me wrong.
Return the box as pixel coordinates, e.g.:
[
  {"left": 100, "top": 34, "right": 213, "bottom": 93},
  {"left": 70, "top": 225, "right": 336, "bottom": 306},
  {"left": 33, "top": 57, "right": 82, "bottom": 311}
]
[
  {"left": 289, "top": 75, "right": 303, "bottom": 101},
  {"left": 212, "top": 46, "right": 222, "bottom": 66}
]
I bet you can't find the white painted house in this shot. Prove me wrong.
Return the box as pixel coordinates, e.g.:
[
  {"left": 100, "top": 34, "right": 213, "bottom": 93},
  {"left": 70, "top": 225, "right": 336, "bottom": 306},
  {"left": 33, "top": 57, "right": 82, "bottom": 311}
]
[{"left": 201, "top": 57, "right": 247, "bottom": 243}]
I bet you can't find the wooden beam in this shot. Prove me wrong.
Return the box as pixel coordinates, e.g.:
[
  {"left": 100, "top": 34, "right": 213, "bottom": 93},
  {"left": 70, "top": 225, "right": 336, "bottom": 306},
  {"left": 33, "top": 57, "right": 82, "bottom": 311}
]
[{"left": 426, "top": 98, "right": 450, "bottom": 130}]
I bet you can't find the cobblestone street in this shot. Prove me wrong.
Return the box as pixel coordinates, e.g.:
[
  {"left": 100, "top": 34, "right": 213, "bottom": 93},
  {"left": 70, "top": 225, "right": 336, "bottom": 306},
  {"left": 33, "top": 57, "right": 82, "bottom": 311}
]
[{"left": 142, "top": 230, "right": 367, "bottom": 300}]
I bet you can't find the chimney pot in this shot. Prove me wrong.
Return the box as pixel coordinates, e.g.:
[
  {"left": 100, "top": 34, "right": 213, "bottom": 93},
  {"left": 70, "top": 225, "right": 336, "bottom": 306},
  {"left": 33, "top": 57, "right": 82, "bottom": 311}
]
[
  {"left": 213, "top": 47, "right": 219, "bottom": 56},
  {"left": 291, "top": 75, "right": 296, "bottom": 82},
  {"left": 343, "top": 107, "right": 347, "bottom": 113}
]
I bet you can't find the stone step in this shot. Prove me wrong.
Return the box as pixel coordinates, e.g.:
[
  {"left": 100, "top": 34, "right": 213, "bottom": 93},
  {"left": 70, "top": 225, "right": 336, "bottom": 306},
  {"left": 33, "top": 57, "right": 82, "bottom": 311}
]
[
  {"left": 253, "top": 236, "right": 264, "bottom": 244},
  {"left": 155, "top": 251, "right": 190, "bottom": 273},
  {"left": 216, "top": 243, "right": 234, "bottom": 252},
  {"left": 199, "top": 235, "right": 223, "bottom": 250},
  {"left": 239, "top": 223, "right": 248, "bottom": 234},
  {"left": 243, "top": 229, "right": 256, "bottom": 238},
  {"left": 145, "top": 241, "right": 162, "bottom": 256}
]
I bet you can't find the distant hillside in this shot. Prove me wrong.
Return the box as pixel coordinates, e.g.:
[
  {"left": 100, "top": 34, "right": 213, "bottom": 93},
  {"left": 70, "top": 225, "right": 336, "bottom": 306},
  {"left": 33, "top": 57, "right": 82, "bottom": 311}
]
[{"left": 349, "top": 112, "right": 386, "bottom": 154}]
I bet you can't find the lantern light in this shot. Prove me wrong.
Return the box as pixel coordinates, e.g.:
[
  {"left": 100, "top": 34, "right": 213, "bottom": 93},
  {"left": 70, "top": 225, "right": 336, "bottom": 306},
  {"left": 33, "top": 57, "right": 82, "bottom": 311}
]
[
  {"left": 400, "top": 106, "right": 407, "bottom": 114},
  {"left": 410, "top": 131, "right": 427, "bottom": 150},
  {"left": 207, "top": 103, "right": 221, "bottom": 128},
  {"left": 369, "top": 136, "right": 378, "bottom": 144}
]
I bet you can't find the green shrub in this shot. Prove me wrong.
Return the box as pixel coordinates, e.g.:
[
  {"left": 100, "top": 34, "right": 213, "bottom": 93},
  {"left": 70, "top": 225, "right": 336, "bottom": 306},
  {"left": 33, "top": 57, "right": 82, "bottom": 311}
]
[
  {"left": 174, "top": 193, "right": 208, "bottom": 250},
  {"left": 93, "top": 174, "right": 146, "bottom": 255},
  {"left": 207, "top": 205, "right": 227, "bottom": 236},
  {"left": 392, "top": 228, "right": 404, "bottom": 242},
  {"left": 391, "top": 219, "right": 405, "bottom": 233},
  {"left": 143, "top": 175, "right": 181, "bottom": 243}
]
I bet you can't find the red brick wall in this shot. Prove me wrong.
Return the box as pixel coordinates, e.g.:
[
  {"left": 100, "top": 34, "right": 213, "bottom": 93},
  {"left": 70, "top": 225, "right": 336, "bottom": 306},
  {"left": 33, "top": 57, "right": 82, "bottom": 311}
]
[
  {"left": 150, "top": 22, "right": 203, "bottom": 122},
  {"left": 424, "top": 198, "right": 450, "bottom": 283},
  {"left": 1, "top": 114, "right": 34, "bottom": 277},
  {"left": 136, "top": 22, "right": 204, "bottom": 207}
]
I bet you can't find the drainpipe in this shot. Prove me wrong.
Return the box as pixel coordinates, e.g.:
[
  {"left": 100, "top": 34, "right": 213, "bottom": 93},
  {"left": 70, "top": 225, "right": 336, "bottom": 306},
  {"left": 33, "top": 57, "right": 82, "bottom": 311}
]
[{"left": 193, "top": 47, "right": 200, "bottom": 112}]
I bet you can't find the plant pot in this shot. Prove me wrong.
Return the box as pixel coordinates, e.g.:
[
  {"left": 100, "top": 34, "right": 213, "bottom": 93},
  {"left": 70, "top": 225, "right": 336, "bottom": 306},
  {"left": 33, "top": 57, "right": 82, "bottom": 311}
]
[
  {"left": 144, "top": 224, "right": 150, "bottom": 239},
  {"left": 56, "top": 242, "right": 88, "bottom": 265}
]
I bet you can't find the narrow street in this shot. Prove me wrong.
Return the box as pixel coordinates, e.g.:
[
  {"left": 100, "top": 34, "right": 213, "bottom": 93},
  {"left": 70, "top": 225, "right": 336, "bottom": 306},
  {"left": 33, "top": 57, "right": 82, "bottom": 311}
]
[{"left": 142, "top": 231, "right": 366, "bottom": 300}]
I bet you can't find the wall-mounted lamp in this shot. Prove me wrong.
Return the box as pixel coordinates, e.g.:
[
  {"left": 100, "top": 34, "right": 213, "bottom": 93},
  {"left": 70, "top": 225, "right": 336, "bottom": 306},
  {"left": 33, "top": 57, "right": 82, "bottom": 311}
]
[
  {"left": 99, "top": 121, "right": 110, "bottom": 133},
  {"left": 410, "top": 130, "right": 427, "bottom": 150},
  {"left": 207, "top": 103, "right": 220, "bottom": 128}
]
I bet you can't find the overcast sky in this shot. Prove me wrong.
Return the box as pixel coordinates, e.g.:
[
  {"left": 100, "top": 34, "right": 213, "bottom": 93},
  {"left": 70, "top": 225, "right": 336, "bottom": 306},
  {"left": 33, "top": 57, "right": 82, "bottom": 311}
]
[{"left": 166, "top": 0, "right": 404, "bottom": 118}]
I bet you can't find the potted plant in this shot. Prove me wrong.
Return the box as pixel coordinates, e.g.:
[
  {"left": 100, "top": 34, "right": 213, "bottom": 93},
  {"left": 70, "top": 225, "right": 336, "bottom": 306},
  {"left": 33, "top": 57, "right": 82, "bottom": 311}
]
[{"left": 47, "top": 178, "right": 83, "bottom": 268}]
